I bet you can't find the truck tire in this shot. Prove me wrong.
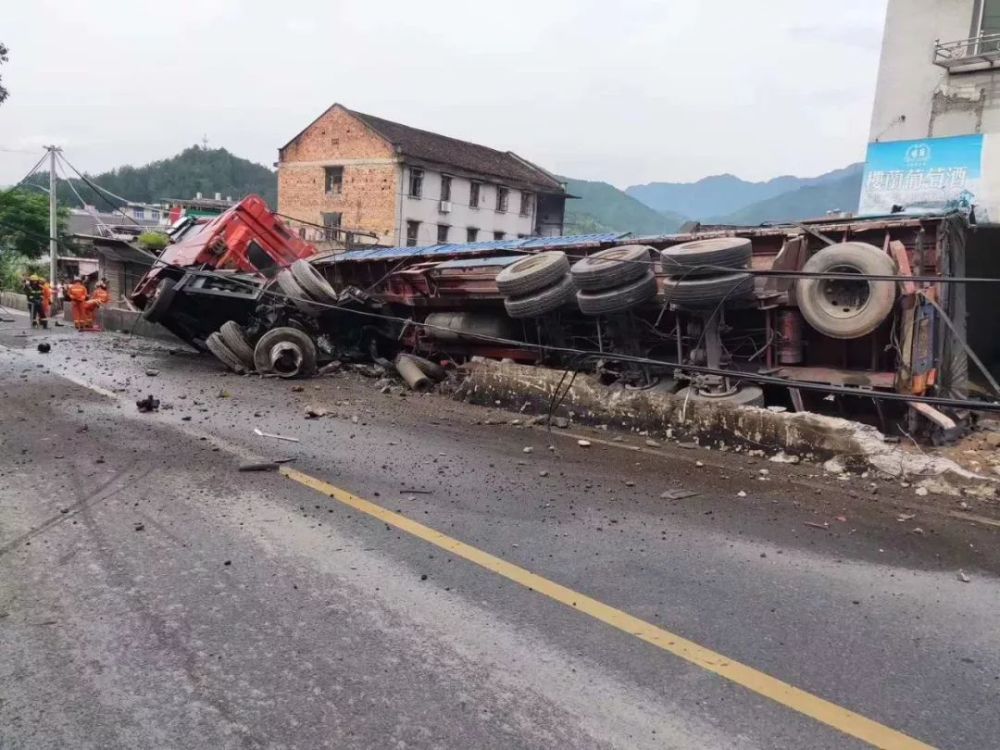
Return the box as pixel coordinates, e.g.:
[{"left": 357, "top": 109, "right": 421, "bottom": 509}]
[
  {"left": 290, "top": 259, "right": 339, "bottom": 306},
  {"left": 495, "top": 252, "right": 570, "bottom": 297},
  {"left": 661, "top": 238, "right": 751, "bottom": 277},
  {"left": 576, "top": 271, "right": 658, "bottom": 316},
  {"left": 142, "top": 278, "right": 178, "bottom": 323},
  {"left": 661, "top": 272, "right": 754, "bottom": 309},
  {"left": 276, "top": 269, "right": 322, "bottom": 317},
  {"left": 796, "top": 242, "right": 897, "bottom": 339},
  {"left": 675, "top": 385, "right": 764, "bottom": 408},
  {"left": 504, "top": 274, "right": 576, "bottom": 318},
  {"left": 570, "top": 245, "right": 652, "bottom": 291},
  {"left": 253, "top": 327, "right": 318, "bottom": 379},
  {"left": 219, "top": 321, "right": 255, "bottom": 368},
  {"left": 206, "top": 332, "right": 248, "bottom": 374}
]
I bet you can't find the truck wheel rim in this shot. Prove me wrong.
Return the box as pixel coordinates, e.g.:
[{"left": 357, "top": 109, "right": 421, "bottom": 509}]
[
  {"left": 270, "top": 342, "right": 303, "bottom": 376},
  {"left": 818, "top": 265, "right": 870, "bottom": 319}
]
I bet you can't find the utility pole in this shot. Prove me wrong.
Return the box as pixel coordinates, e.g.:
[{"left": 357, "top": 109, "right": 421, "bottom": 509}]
[{"left": 46, "top": 145, "right": 59, "bottom": 285}]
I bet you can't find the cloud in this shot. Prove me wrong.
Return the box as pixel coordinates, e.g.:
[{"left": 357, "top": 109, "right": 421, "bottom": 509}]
[{"left": 0, "top": 0, "right": 889, "bottom": 186}]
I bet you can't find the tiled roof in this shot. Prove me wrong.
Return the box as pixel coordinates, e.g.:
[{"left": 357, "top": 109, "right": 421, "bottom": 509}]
[{"left": 346, "top": 108, "right": 564, "bottom": 193}]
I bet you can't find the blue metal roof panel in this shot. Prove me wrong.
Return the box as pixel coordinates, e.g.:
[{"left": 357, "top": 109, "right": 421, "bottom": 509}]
[
  {"left": 328, "top": 233, "right": 628, "bottom": 264},
  {"left": 432, "top": 255, "right": 522, "bottom": 270}
]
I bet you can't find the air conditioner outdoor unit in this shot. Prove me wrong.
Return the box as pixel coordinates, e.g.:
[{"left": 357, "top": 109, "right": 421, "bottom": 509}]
[{"left": 438, "top": 200, "right": 452, "bottom": 213}]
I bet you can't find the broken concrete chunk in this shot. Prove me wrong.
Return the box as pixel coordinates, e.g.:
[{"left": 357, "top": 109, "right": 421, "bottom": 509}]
[
  {"left": 769, "top": 451, "right": 800, "bottom": 464},
  {"left": 823, "top": 457, "right": 846, "bottom": 475},
  {"left": 577, "top": 439, "right": 592, "bottom": 448}
]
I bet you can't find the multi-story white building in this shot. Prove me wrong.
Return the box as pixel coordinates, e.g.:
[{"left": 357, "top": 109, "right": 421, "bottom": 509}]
[
  {"left": 865, "top": 0, "right": 1000, "bottom": 219},
  {"left": 277, "top": 104, "right": 568, "bottom": 247}
]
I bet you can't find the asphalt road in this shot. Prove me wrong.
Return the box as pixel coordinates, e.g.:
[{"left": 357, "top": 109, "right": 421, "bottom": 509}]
[{"left": 2, "top": 318, "right": 1000, "bottom": 749}]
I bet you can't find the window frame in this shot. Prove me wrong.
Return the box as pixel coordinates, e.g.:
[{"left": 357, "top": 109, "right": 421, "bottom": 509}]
[
  {"left": 437, "top": 223, "right": 450, "bottom": 243},
  {"left": 466, "top": 227, "right": 479, "bottom": 243},
  {"left": 322, "top": 211, "right": 342, "bottom": 241},
  {"left": 408, "top": 168, "right": 424, "bottom": 198},
  {"left": 496, "top": 186, "right": 509, "bottom": 213},
  {"left": 405, "top": 220, "right": 420, "bottom": 247},
  {"left": 324, "top": 166, "right": 344, "bottom": 195},
  {"left": 440, "top": 174, "right": 452, "bottom": 202},
  {"left": 493, "top": 230, "right": 505, "bottom": 241},
  {"left": 469, "top": 181, "right": 481, "bottom": 208},
  {"left": 519, "top": 191, "right": 533, "bottom": 217}
]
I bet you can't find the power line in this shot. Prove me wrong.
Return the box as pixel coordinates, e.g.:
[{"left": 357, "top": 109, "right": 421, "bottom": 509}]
[{"left": 55, "top": 152, "right": 143, "bottom": 227}]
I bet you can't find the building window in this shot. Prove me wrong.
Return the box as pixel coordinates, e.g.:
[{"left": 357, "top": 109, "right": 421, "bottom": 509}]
[
  {"left": 519, "top": 191, "right": 533, "bottom": 217},
  {"left": 440, "top": 175, "right": 452, "bottom": 202},
  {"left": 150, "top": 210, "right": 160, "bottom": 222},
  {"left": 496, "top": 186, "right": 509, "bottom": 213},
  {"left": 466, "top": 227, "right": 479, "bottom": 243},
  {"left": 408, "top": 168, "right": 424, "bottom": 198},
  {"left": 494, "top": 231, "right": 505, "bottom": 240},
  {"left": 322, "top": 212, "right": 342, "bottom": 240},
  {"left": 469, "top": 181, "right": 481, "bottom": 208},
  {"left": 437, "top": 224, "right": 450, "bottom": 243},
  {"left": 406, "top": 220, "right": 420, "bottom": 246},
  {"left": 133, "top": 207, "right": 145, "bottom": 220},
  {"left": 978, "top": 0, "right": 1000, "bottom": 35},
  {"left": 324, "top": 166, "right": 344, "bottom": 195}
]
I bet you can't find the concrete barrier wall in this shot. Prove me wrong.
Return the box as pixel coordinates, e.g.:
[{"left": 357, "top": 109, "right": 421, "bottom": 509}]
[
  {"left": 96, "top": 306, "right": 186, "bottom": 344},
  {"left": 0, "top": 292, "right": 27, "bottom": 311},
  {"left": 455, "top": 360, "right": 981, "bottom": 480}
]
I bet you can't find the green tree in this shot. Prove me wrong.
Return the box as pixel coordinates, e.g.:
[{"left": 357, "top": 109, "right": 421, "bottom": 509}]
[
  {"left": 0, "top": 43, "right": 8, "bottom": 105},
  {"left": 138, "top": 231, "right": 169, "bottom": 251},
  {"left": 0, "top": 190, "right": 52, "bottom": 257}
]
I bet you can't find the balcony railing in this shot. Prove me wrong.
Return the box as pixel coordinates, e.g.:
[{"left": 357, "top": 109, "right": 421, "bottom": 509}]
[{"left": 934, "top": 32, "right": 1000, "bottom": 71}]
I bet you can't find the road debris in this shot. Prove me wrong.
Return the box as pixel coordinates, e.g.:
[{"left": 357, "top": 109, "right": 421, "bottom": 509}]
[
  {"left": 660, "top": 488, "right": 699, "bottom": 500},
  {"left": 958, "top": 570, "right": 971, "bottom": 583},
  {"left": 769, "top": 451, "right": 800, "bottom": 464},
  {"left": 136, "top": 395, "right": 160, "bottom": 413},
  {"left": 804, "top": 521, "right": 829, "bottom": 530},
  {"left": 36, "top": 343, "right": 50, "bottom": 354},
  {"left": 253, "top": 427, "right": 300, "bottom": 443},
  {"left": 577, "top": 439, "right": 592, "bottom": 448},
  {"left": 145, "top": 368, "right": 159, "bottom": 377},
  {"left": 737, "top": 490, "right": 747, "bottom": 498},
  {"left": 238, "top": 461, "right": 281, "bottom": 472},
  {"left": 305, "top": 407, "right": 328, "bottom": 419},
  {"left": 897, "top": 513, "right": 916, "bottom": 522}
]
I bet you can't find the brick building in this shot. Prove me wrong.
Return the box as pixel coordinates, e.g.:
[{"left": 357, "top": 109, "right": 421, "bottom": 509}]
[{"left": 277, "top": 104, "right": 568, "bottom": 247}]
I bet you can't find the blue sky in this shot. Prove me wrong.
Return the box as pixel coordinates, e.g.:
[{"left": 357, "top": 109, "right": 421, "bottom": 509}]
[{"left": 0, "top": 0, "right": 887, "bottom": 188}]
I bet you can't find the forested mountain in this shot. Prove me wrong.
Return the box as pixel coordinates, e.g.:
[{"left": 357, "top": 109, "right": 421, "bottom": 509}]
[
  {"left": 626, "top": 164, "right": 863, "bottom": 220},
  {"left": 25, "top": 146, "right": 277, "bottom": 209},
  {"left": 707, "top": 170, "right": 864, "bottom": 225},
  {"left": 563, "top": 177, "right": 685, "bottom": 235}
]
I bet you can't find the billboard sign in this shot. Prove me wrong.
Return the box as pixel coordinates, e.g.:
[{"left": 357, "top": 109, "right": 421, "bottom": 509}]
[{"left": 859, "top": 134, "right": 984, "bottom": 217}]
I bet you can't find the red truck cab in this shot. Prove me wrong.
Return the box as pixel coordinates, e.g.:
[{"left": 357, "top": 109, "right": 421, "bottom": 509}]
[{"left": 131, "top": 195, "right": 317, "bottom": 347}]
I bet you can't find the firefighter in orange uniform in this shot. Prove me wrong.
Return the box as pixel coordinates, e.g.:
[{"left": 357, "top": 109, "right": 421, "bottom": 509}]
[
  {"left": 82, "top": 280, "right": 110, "bottom": 329},
  {"left": 41, "top": 279, "right": 53, "bottom": 320},
  {"left": 67, "top": 277, "right": 89, "bottom": 330}
]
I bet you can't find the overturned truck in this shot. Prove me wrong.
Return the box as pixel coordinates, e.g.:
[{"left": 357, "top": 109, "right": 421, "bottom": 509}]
[{"left": 132, "top": 195, "right": 996, "bottom": 439}]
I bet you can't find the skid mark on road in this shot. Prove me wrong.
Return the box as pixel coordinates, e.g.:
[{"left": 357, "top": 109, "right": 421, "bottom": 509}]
[{"left": 282, "top": 465, "right": 936, "bottom": 750}]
